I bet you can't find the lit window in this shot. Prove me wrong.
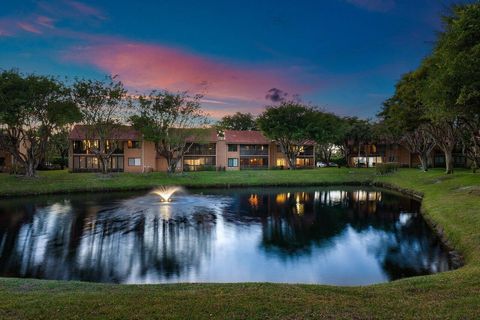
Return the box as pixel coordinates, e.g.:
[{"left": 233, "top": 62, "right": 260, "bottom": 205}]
[{"left": 127, "top": 140, "right": 141, "bottom": 149}]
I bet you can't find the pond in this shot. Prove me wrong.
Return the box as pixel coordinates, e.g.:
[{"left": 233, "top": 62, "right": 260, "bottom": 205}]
[{"left": 0, "top": 187, "right": 454, "bottom": 285}]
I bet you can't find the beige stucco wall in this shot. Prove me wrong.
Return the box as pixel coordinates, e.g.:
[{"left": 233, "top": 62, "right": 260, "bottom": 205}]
[
  {"left": 225, "top": 143, "right": 240, "bottom": 171},
  {"left": 143, "top": 141, "right": 157, "bottom": 172},
  {"left": 123, "top": 142, "right": 143, "bottom": 173},
  {"left": 216, "top": 140, "right": 227, "bottom": 169}
]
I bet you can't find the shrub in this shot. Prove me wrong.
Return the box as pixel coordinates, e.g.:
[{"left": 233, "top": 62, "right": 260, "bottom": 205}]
[{"left": 375, "top": 162, "right": 399, "bottom": 175}]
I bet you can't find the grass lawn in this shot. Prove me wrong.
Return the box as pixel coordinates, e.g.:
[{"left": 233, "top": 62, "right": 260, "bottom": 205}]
[{"left": 0, "top": 168, "right": 479, "bottom": 319}]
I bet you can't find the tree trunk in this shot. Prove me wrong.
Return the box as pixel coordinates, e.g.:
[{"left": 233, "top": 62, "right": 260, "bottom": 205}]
[
  {"left": 357, "top": 143, "right": 361, "bottom": 168},
  {"left": 444, "top": 150, "right": 454, "bottom": 174},
  {"left": 25, "top": 160, "right": 36, "bottom": 177},
  {"left": 99, "top": 156, "right": 108, "bottom": 174},
  {"left": 418, "top": 153, "right": 429, "bottom": 172},
  {"left": 166, "top": 155, "right": 179, "bottom": 174},
  {"left": 343, "top": 143, "right": 350, "bottom": 168},
  {"left": 288, "top": 157, "right": 296, "bottom": 170}
]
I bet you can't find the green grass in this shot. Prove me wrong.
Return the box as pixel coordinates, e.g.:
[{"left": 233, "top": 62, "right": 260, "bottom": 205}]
[
  {"left": 0, "top": 168, "right": 479, "bottom": 319},
  {"left": 0, "top": 168, "right": 375, "bottom": 197}
]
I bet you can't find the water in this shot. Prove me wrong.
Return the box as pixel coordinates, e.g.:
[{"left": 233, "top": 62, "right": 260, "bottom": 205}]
[{"left": 0, "top": 187, "right": 454, "bottom": 285}]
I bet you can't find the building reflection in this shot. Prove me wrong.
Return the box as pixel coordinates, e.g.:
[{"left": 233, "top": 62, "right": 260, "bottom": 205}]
[
  {"left": 225, "top": 188, "right": 451, "bottom": 278},
  {"left": 0, "top": 189, "right": 453, "bottom": 284}
]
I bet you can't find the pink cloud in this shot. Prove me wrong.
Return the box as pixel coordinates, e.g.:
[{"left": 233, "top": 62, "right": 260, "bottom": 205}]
[
  {"left": 65, "top": 40, "right": 323, "bottom": 104},
  {"left": 345, "top": 0, "right": 395, "bottom": 12},
  {"left": 17, "top": 22, "right": 43, "bottom": 34},
  {"left": 36, "top": 15, "right": 55, "bottom": 28},
  {"left": 64, "top": 0, "right": 106, "bottom": 20}
]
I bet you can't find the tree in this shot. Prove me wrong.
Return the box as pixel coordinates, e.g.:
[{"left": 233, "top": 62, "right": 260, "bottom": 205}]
[
  {"left": 307, "top": 111, "right": 346, "bottom": 164},
  {"left": 257, "top": 102, "right": 313, "bottom": 169},
  {"left": 347, "top": 118, "right": 373, "bottom": 168},
  {"left": 0, "top": 70, "right": 78, "bottom": 177},
  {"left": 72, "top": 76, "right": 129, "bottom": 174},
  {"left": 420, "top": 4, "right": 480, "bottom": 174},
  {"left": 216, "top": 112, "right": 257, "bottom": 131},
  {"left": 48, "top": 128, "right": 71, "bottom": 170},
  {"left": 378, "top": 71, "right": 435, "bottom": 171},
  {"left": 130, "top": 90, "right": 209, "bottom": 174}
]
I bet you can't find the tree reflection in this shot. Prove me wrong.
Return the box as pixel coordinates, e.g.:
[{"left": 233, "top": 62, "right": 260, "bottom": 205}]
[
  {"left": 0, "top": 189, "right": 454, "bottom": 284},
  {"left": 227, "top": 188, "right": 452, "bottom": 278},
  {"left": 0, "top": 193, "right": 214, "bottom": 283}
]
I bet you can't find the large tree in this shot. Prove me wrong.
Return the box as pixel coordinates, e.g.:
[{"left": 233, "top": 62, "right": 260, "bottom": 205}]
[
  {"left": 307, "top": 111, "right": 346, "bottom": 164},
  {"left": 418, "top": 4, "right": 480, "bottom": 174},
  {"left": 72, "top": 76, "right": 129, "bottom": 174},
  {"left": 216, "top": 112, "right": 257, "bottom": 131},
  {"left": 346, "top": 118, "right": 373, "bottom": 168},
  {"left": 130, "top": 91, "right": 209, "bottom": 174},
  {"left": 0, "top": 70, "right": 79, "bottom": 177},
  {"left": 48, "top": 127, "right": 71, "bottom": 170},
  {"left": 379, "top": 71, "right": 436, "bottom": 171},
  {"left": 257, "top": 102, "right": 313, "bottom": 169}
]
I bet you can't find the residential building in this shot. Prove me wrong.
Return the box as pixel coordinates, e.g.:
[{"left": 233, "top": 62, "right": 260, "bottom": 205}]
[
  {"left": 347, "top": 141, "right": 470, "bottom": 168},
  {"left": 68, "top": 125, "right": 315, "bottom": 173}
]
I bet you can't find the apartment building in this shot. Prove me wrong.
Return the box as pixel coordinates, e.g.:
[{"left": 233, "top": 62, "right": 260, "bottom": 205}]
[
  {"left": 347, "top": 142, "right": 469, "bottom": 168},
  {"left": 68, "top": 125, "right": 315, "bottom": 173}
]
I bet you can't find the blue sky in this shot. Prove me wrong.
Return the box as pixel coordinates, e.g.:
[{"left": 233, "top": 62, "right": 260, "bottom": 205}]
[{"left": 0, "top": 0, "right": 465, "bottom": 119}]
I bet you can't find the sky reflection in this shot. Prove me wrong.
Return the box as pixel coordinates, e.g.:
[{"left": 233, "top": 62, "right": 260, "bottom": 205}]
[{"left": 0, "top": 188, "right": 453, "bottom": 285}]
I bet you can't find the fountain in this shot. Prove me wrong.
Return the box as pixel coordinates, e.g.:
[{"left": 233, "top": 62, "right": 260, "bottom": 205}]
[{"left": 152, "top": 186, "right": 183, "bottom": 202}]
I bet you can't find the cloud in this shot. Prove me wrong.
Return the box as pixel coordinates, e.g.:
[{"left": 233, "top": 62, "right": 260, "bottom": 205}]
[
  {"left": 265, "top": 88, "right": 289, "bottom": 102},
  {"left": 17, "top": 22, "right": 43, "bottom": 34},
  {"left": 36, "top": 16, "right": 55, "bottom": 28},
  {"left": 345, "top": 0, "right": 395, "bottom": 12},
  {"left": 0, "top": 1, "right": 107, "bottom": 37},
  {"left": 64, "top": 0, "right": 107, "bottom": 20},
  {"left": 64, "top": 40, "right": 323, "bottom": 105}
]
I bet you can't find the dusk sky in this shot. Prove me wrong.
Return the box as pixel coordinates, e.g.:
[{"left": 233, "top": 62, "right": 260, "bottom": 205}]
[{"left": 0, "top": 0, "right": 464, "bottom": 119}]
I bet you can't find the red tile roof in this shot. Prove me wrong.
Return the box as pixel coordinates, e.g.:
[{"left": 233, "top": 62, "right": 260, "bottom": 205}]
[
  {"left": 224, "top": 130, "right": 270, "bottom": 144},
  {"left": 69, "top": 125, "right": 141, "bottom": 140},
  {"left": 69, "top": 125, "right": 218, "bottom": 142}
]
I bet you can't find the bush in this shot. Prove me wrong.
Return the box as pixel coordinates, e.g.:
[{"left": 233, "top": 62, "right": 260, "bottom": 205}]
[{"left": 375, "top": 162, "right": 399, "bottom": 175}]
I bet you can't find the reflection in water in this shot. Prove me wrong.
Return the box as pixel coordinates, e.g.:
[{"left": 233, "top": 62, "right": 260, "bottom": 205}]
[{"left": 0, "top": 188, "right": 454, "bottom": 285}]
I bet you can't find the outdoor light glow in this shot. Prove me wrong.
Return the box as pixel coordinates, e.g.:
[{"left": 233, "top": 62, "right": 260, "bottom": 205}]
[{"left": 152, "top": 186, "right": 182, "bottom": 203}]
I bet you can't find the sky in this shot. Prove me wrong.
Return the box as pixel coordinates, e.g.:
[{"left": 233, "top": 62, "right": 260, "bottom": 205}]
[{"left": 0, "top": 0, "right": 465, "bottom": 119}]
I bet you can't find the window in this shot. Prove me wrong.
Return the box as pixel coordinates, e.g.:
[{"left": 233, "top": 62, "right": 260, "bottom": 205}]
[
  {"left": 228, "top": 144, "right": 238, "bottom": 152},
  {"left": 0, "top": 157, "right": 4, "bottom": 167},
  {"left": 185, "top": 143, "right": 216, "bottom": 155},
  {"left": 240, "top": 144, "right": 269, "bottom": 156},
  {"left": 228, "top": 158, "right": 238, "bottom": 167},
  {"left": 128, "top": 158, "right": 141, "bottom": 166},
  {"left": 276, "top": 158, "right": 286, "bottom": 167},
  {"left": 127, "top": 140, "right": 141, "bottom": 149}
]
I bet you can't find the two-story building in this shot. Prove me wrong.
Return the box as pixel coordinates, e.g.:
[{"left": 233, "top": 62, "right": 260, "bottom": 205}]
[
  {"left": 347, "top": 141, "right": 469, "bottom": 169},
  {"left": 68, "top": 125, "right": 315, "bottom": 173}
]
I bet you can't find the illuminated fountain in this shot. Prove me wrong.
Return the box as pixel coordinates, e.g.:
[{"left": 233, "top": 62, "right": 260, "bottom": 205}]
[{"left": 152, "top": 186, "right": 183, "bottom": 202}]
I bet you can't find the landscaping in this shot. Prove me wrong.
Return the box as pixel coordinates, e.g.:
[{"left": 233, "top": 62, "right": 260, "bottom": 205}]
[{"left": 0, "top": 168, "right": 479, "bottom": 319}]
